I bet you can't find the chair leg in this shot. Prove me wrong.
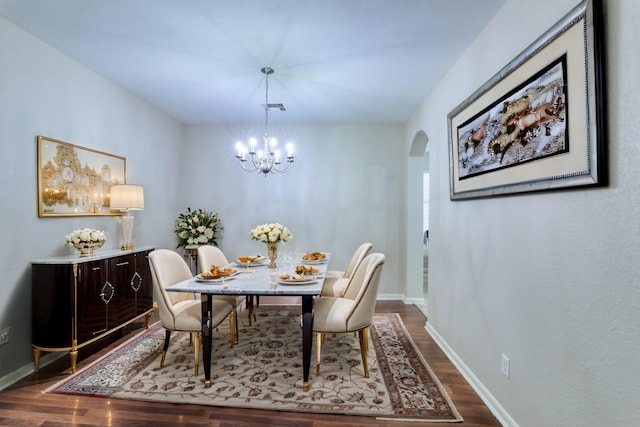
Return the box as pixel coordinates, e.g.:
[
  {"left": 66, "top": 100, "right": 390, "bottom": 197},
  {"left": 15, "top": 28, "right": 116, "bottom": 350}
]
[
  {"left": 192, "top": 332, "right": 200, "bottom": 377},
  {"left": 160, "top": 329, "right": 171, "bottom": 368},
  {"left": 316, "top": 332, "right": 324, "bottom": 375},
  {"left": 235, "top": 308, "right": 240, "bottom": 343},
  {"left": 363, "top": 327, "right": 369, "bottom": 353},
  {"left": 358, "top": 328, "right": 369, "bottom": 378}
]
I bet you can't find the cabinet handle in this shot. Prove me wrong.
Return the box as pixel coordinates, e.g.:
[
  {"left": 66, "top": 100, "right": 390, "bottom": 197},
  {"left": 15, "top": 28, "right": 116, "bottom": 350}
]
[
  {"left": 92, "top": 267, "right": 101, "bottom": 271},
  {"left": 116, "top": 262, "right": 129, "bottom": 267}
]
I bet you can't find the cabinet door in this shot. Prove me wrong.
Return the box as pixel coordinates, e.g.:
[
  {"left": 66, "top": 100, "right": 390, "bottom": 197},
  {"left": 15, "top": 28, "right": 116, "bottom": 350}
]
[
  {"left": 32, "top": 264, "right": 73, "bottom": 348},
  {"left": 110, "top": 254, "right": 137, "bottom": 324},
  {"left": 134, "top": 250, "right": 154, "bottom": 315},
  {"left": 76, "top": 259, "right": 112, "bottom": 342}
]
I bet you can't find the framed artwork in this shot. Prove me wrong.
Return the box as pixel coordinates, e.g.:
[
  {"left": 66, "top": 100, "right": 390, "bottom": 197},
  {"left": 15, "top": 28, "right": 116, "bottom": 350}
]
[
  {"left": 37, "top": 135, "right": 126, "bottom": 217},
  {"left": 448, "top": 0, "right": 606, "bottom": 200}
]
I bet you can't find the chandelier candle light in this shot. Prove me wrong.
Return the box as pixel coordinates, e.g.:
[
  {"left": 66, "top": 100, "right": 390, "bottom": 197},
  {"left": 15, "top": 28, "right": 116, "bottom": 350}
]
[
  {"left": 110, "top": 184, "right": 144, "bottom": 251},
  {"left": 235, "top": 67, "right": 295, "bottom": 177}
]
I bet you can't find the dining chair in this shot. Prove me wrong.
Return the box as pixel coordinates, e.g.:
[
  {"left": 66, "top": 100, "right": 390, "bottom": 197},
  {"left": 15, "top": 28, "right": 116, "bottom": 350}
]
[
  {"left": 320, "top": 242, "right": 373, "bottom": 297},
  {"left": 197, "top": 245, "right": 245, "bottom": 346},
  {"left": 149, "top": 249, "right": 233, "bottom": 376},
  {"left": 313, "top": 252, "right": 385, "bottom": 377}
]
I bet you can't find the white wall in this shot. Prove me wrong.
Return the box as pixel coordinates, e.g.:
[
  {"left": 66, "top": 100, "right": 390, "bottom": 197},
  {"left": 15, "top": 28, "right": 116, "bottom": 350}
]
[
  {"left": 406, "top": 0, "right": 640, "bottom": 426},
  {"left": 180, "top": 124, "right": 405, "bottom": 296},
  {"left": 0, "top": 17, "right": 184, "bottom": 383}
]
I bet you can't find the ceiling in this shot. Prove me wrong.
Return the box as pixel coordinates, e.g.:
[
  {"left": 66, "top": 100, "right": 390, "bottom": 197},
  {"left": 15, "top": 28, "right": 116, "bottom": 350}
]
[{"left": 0, "top": 0, "right": 505, "bottom": 125}]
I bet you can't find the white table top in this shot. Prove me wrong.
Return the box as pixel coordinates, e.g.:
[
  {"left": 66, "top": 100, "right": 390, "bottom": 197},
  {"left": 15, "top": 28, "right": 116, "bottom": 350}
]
[{"left": 167, "top": 252, "right": 331, "bottom": 296}]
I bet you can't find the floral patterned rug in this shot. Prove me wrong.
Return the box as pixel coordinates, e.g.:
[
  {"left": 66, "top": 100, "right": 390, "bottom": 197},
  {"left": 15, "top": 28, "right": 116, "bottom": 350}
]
[{"left": 46, "top": 306, "right": 462, "bottom": 422}]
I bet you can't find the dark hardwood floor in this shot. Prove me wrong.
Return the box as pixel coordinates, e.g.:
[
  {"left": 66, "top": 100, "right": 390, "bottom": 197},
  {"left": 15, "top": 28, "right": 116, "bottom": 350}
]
[{"left": 0, "top": 300, "right": 500, "bottom": 426}]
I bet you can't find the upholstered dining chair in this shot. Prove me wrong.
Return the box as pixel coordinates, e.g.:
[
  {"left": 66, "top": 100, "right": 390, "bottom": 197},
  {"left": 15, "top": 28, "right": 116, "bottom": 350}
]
[
  {"left": 320, "top": 242, "right": 373, "bottom": 297},
  {"left": 197, "top": 245, "right": 246, "bottom": 346},
  {"left": 149, "top": 249, "right": 233, "bottom": 376},
  {"left": 313, "top": 252, "right": 385, "bottom": 377}
]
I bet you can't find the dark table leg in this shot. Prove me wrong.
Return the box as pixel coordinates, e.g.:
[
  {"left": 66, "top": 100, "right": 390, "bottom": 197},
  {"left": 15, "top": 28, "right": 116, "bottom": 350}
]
[
  {"left": 301, "top": 295, "right": 314, "bottom": 391},
  {"left": 201, "top": 295, "right": 213, "bottom": 388}
]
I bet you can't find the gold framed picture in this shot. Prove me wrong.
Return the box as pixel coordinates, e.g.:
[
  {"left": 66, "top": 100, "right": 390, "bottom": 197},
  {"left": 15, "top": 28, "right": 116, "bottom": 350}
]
[{"left": 37, "top": 135, "right": 126, "bottom": 217}]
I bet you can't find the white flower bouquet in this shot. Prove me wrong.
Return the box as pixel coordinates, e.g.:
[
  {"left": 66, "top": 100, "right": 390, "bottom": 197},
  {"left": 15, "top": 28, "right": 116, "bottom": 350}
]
[
  {"left": 249, "top": 223, "right": 292, "bottom": 243},
  {"left": 174, "top": 207, "right": 223, "bottom": 248},
  {"left": 65, "top": 228, "right": 107, "bottom": 245}
]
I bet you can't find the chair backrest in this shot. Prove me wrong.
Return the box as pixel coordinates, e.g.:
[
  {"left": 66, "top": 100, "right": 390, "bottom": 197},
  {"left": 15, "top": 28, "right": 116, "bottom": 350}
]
[
  {"left": 148, "top": 249, "right": 195, "bottom": 329},
  {"left": 197, "top": 245, "right": 229, "bottom": 274},
  {"left": 343, "top": 253, "right": 385, "bottom": 331},
  {"left": 343, "top": 242, "right": 373, "bottom": 279}
]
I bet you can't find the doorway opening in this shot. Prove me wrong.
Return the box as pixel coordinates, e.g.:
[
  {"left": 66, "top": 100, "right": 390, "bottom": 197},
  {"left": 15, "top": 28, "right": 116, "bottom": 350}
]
[{"left": 422, "top": 150, "right": 430, "bottom": 306}]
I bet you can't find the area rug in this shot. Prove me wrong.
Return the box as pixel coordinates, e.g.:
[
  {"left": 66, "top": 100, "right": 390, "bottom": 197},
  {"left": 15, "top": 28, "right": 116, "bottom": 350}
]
[{"left": 45, "top": 306, "right": 462, "bottom": 423}]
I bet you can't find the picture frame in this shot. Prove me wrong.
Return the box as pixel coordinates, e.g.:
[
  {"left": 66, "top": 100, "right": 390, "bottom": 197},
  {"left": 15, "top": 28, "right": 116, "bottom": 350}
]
[
  {"left": 37, "top": 135, "right": 126, "bottom": 217},
  {"left": 448, "top": 0, "right": 606, "bottom": 200}
]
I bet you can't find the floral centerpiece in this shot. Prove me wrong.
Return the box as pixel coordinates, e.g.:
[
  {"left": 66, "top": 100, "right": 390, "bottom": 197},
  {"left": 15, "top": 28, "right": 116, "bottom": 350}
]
[
  {"left": 250, "top": 223, "right": 292, "bottom": 268},
  {"left": 249, "top": 223, "right": 292, "bottom": 243},
  {"left": 66, "top": 228, "right": 106, "bottom": 257},
  {"left": 174, "top": 207, "right": 223, "bottom": 249}
]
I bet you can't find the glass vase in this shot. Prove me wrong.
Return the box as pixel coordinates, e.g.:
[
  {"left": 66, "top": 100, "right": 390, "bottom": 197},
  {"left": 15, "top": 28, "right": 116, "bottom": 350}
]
[{"left": 266, "top": 242, "right": 279, "bottom": 268}]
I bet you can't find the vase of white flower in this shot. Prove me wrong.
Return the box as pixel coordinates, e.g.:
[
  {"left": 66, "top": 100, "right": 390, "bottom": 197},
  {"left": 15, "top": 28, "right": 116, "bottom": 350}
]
[
  {"left": 66, "top": 228, "right": 107, "bottom": 257},
  {"left": 249, "top": 223, "right": 292, "bottom": 269},
  {"left": 174, "top": 207, "right": 223, "bottom": 249}
]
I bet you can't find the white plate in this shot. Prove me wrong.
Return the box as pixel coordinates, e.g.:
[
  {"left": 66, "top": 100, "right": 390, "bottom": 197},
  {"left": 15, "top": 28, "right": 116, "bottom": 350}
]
[
  {"left": 300, "top": 258, "right": 328, "bottom": 265},
  {"left": 277, "top": 278, "right": 317, "bottom": 285},
  {"left": 235, "top": 256, "right": 267, "bottom": 267},
  {"left": 195, "top": 270, "right": 240, "bottom": 283},
  {"left": 195, "top": 276, "right": 237, "bottom": 284}
]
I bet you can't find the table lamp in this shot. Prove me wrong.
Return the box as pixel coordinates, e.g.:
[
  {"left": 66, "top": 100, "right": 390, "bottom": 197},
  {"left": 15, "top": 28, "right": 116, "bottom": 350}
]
[{"left": 110, "top": 184, "right": 144, "bottom": 251}]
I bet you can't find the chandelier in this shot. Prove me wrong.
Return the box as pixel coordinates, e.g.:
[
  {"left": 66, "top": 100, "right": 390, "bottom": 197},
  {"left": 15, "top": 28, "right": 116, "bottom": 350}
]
[{"left": 234, "top": 67, "right": 294, "bottom": 176}]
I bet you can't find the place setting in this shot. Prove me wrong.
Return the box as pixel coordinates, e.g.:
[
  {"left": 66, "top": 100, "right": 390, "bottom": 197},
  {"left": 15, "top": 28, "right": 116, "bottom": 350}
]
[
  {"left": 195, "top": 265, "right": 240, "bottom": 284},
  {"left": 233, "top": 254, "right": 268, "bottom": 273},
  {"left": 276, "top": 264, "right": 324, "bottom": 286},
  {"left": 299, "top": 251, "right": 329, "bottom": 265}
]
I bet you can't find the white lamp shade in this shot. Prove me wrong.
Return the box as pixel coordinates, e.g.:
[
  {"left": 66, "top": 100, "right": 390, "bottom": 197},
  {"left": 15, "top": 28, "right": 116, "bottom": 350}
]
[{"left": 110, "top": 184, "right": 144, "bottom": 210}]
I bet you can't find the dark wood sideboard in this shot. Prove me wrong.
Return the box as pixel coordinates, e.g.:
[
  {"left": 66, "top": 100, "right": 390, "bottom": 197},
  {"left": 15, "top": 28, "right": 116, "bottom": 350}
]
[{"left": 31, "top": 246, "right": 154, "bottom": 373}]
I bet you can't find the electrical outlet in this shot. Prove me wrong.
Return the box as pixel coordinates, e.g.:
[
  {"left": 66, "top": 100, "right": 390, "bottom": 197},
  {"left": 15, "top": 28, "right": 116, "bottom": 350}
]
[
  {"left": 501, "top": 353, "right": 510, "bottom": 378},
  {"left": 0, "top": 327, "right": 10, "bottom": 346}
]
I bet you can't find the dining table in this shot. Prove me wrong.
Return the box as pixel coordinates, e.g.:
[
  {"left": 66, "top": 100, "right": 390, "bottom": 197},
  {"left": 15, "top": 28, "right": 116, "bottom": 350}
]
[{"left": 166, "top": 251, "right": 331, "bottom": 392}]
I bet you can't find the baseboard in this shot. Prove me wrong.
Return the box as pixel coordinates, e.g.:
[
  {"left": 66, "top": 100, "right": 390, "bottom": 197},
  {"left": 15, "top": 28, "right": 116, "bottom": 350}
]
[
  {"left": 425, "top": 323, "right": 518, "bottom": 427},
  {"left": 0, "top": 352, "right": 63, "bottom": 392},
  {"left": 403, "top": 296, "right": 424, "bottom": 305},
  {"left": 376, "top": 293, "right": 409, "bottom": 301}
]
